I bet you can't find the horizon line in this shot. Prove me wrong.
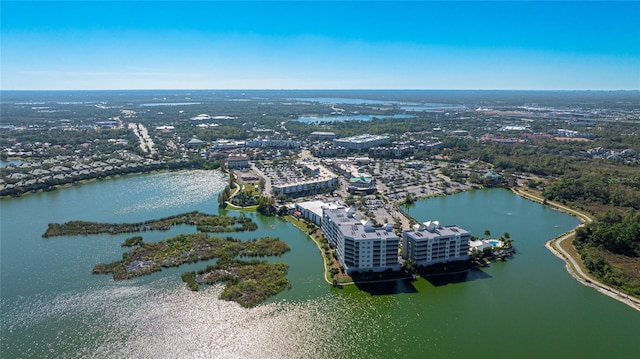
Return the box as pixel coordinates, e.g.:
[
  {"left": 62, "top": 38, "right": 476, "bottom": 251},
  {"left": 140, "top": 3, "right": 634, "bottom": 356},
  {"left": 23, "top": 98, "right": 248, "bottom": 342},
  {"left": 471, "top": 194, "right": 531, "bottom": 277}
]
[{"left": 1, "top": 88, "right": 639, "bottom": 92}]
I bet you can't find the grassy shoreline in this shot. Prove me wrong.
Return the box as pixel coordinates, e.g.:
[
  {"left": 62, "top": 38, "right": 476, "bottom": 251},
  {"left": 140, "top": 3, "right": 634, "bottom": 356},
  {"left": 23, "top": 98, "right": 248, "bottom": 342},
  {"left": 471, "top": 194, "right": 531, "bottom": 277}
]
[
  {"left": 512, "top": 187, "right": 640, "bottom": 310},
  {"left": 224, "top": 203, "right": 258, "bottom": 211}
]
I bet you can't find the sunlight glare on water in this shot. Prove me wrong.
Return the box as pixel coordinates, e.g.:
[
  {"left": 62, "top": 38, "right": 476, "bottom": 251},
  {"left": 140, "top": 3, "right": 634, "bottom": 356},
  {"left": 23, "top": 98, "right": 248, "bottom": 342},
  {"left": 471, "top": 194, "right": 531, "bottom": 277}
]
[
  {"left": 115, "top": 171, "right": 227, "bottom": 214},
  {"left": 3, "top": 278, "right": 345, "bottom": 358}
]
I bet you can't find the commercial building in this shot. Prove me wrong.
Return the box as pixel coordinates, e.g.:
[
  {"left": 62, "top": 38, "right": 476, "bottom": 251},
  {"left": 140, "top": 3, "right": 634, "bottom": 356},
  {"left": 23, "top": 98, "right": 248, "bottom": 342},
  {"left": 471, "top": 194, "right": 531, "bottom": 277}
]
[
  {"left": 369, "top": 144, "right": 413, "bottom": 158},
  {"left": 348, "top": 176, "right": 376, "bottom": 194},
  {"left": 186, "top": 138, "right": 206, "bottom": 148},
  {"left": 272, "top": 176, "right": 337, "bottom": 197},
  {"left": 322, "top": 207, "right": 400, "bottom": 274},
  {"left": 311, "top": 144, "right": 349, "bottom": 157},
  {"left": 247, "top": 138, "right": 301, "bottom": 148},
  {"left": 227, "top": 154, "right": 249, "bottom": 169},
  {"left": 271, "top": 162, "right": 338, "bottom": 197},
  {"left": 211, "top": 139, "right": 246, "bottom": 150},
  {"left": 550, "top": 128, "right": 595, "bottom": 139},
  {"left": 310, "top": 131, "right": 337, "bottom": 141},
  {"left": 327, "top": 159, "right": 376, "bottom": 194},
  {"left": 402, "top": 221, "right": 470, "bottom": 266},
  {"left": 333, "top": 134, "right": 390, "bottom": 151}
]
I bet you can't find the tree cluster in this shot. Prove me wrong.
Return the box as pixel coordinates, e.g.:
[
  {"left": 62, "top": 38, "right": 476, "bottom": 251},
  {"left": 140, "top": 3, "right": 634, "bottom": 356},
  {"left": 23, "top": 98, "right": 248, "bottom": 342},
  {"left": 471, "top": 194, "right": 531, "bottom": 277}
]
[
  {"left": 575, "top": 211, "right": 640, "bottom": 257},
  {"left": 256, "top": 196, "right": 277, "bottom": 216}
]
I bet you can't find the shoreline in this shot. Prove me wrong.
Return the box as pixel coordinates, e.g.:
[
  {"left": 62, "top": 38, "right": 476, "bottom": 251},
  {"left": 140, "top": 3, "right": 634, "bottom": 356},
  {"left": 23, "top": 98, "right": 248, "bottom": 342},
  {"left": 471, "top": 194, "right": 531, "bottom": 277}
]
[
  {"left": 0, "top": 167, "right": 198, "bottom": 200},
  {"left": 512, "top": 187, "right": 640, "bottom": 312},
  {"left": 546, "top": 232, "right": 640, "bottom": 311},
  {"left": 280, "top": 215, "right": 334, "bottom": 285},
  {"left": 1, "top": 173, "right": 143, "bottom": 200},
  {"left": 282, "top": 212, "right": 504, "bottom": 288},
  {"left": 12, "top": 166, "right": 638, "bottom": 310}
]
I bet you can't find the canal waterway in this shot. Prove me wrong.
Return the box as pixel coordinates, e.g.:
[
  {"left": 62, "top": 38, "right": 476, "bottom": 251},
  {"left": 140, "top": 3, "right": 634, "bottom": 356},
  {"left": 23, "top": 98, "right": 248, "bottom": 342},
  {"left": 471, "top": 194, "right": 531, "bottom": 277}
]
[{"left": 1, "top": 172, "right": 638, "bottom": 358}]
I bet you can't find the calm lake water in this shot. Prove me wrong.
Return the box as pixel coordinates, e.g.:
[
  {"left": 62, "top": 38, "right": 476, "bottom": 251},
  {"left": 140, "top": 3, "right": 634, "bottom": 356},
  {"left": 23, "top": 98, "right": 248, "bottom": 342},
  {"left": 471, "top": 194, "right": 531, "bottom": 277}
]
[
  {"left": 295, "top": 114, "right": 413, "bottom": 123},
  {"left": 0, "top": 160, "right": 23, "bottom": 168},
  {"left": 401, "top": 104, "right": 466, "bottom": 112},
  {"left": 1, "top": 172, "right": 638, "bottom": 358},
  {"left": 293, "top": 97, "right": 408, "bottom": 105},
  {"left": 293, "top": 97, "right": 464, "bottom": 111}
]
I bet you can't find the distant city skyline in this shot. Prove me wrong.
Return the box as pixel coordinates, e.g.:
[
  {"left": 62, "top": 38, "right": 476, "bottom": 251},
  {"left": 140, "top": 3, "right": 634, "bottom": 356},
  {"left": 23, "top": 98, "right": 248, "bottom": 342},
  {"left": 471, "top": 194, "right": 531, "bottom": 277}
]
[{"left": 2, "top": 1, "right": 639, "bottom": 91}]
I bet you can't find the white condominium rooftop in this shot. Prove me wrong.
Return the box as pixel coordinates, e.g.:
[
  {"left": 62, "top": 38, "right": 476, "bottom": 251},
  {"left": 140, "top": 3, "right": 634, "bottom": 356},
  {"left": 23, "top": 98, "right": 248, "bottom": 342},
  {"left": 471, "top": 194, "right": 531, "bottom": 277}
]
[
  {"left": 323, "top": 207, "right": 396, "bottom": 241},
  {"left": 403, "top": 221, "right": 471, "bottom": 240},
  {"left": 295, "top": 200, "right": 340, "bottom": 220},
  {"left": 402, "top": 220, "right": 471, "bottom": 266}
]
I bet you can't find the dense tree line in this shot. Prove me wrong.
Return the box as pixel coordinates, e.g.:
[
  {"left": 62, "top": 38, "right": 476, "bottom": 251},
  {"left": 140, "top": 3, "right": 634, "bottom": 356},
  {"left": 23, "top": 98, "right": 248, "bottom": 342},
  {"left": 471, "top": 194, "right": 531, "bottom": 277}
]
[
  {"left": 544, "top": 173, "right": 640, "bottom": 210},
  {"left": 574, "top": 211, "right": 640, "bottom": 296},
  {"left": 576, "top": 211, "right": 640, "bottom": 257}
]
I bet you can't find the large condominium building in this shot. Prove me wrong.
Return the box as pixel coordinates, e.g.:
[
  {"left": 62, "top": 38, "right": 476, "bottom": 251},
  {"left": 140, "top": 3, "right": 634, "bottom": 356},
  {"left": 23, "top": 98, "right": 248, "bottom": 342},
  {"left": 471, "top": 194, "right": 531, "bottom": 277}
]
[
  {"left": 402, "top": 221, "right": 470, "bottom": 266},
  {"left": 333, "top": 134, "right": 390, "bottom": 151},
  {"left": 322, "top": 207, "right": 400, "bottom": 274},
  {"left": 294, "top": 200, "right": 340, "bottom": 226}
]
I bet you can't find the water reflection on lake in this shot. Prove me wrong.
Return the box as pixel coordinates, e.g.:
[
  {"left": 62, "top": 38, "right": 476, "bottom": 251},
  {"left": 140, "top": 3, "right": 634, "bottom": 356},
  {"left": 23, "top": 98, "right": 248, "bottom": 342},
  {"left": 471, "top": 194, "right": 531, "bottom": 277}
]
[
  {"left": 295, "top": 114, "right": 413, "bottom": 123},
  {"left": 1, "top": 175, "right": 639, "bottom": 358}
]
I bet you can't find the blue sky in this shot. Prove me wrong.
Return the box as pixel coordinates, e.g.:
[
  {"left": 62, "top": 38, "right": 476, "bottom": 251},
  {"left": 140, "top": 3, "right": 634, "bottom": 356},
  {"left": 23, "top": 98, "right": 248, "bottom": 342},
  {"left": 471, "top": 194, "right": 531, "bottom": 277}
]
[{"left": 2, "top": 1, "right": 639, "bottom": 90}]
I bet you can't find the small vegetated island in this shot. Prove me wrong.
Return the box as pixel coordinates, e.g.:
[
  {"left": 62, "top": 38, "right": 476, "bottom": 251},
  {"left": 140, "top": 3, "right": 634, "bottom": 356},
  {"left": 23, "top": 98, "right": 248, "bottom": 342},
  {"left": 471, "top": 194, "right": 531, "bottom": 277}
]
[
  {"left": 42, "top": 211, "right": 258, "bottom": 237},
  {"left": 43, "top": 213, "right": 290, "bottom": 308}
]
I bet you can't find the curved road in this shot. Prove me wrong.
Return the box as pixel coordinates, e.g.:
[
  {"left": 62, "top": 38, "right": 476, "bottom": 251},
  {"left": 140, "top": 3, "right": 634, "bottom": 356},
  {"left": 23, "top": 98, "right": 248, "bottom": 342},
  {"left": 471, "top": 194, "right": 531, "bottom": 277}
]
[{"left": 513, "top": 188, "right": 640, "bottom": 311}]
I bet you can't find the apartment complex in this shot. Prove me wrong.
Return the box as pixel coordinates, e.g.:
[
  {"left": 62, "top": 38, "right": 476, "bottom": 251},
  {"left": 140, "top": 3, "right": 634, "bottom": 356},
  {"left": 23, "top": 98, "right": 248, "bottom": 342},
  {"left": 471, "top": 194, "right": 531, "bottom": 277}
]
[
  {"left": 402, "top": 221, "right": 470, "bottom": 265},
  {"left": 322, "top": 207, "right": 400, "bottom": 274}
]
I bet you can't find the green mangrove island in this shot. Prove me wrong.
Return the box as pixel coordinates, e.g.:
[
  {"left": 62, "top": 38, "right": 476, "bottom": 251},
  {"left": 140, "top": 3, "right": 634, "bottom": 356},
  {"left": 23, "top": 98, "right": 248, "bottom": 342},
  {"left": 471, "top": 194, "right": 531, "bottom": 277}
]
[
  {"left": 93, "top": 232, "right": 290, "bottom": 307},
  {"left": 42, "top": 211, "right": 258, "bottom": 237},
  {"left": 92, "top": 232, "right": 289, "bottom": 279},
  {"left": 182, "top": 259, "right": 290, "bottom": 308},
  {"left": 43, "top": 212, "right": 292, "bottom": 307}
]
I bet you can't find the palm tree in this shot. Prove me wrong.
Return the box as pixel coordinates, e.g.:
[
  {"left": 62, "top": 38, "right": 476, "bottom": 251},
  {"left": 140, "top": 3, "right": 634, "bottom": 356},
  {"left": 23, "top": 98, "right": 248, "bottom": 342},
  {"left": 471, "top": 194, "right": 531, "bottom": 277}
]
[
  {"left": 504, "top": 238, "right": 514, "bottom": 249},
  {"left": 404, "top": 192, "right": 415, "bottom": 205},
  {"left": 484, "top": 229, "right": 491, "bottom": 237}
]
